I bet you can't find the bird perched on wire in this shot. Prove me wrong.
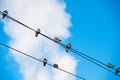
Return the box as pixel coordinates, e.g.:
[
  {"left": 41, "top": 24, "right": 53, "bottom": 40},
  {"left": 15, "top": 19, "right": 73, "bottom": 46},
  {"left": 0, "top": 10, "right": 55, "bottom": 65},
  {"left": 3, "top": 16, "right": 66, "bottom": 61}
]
[
  {"left": 65, "top": 43, "right": 72, "bottom": 52},
  {"left": 2, "top": 10, "right": 8, "bottom": 19},
  {"left": 54, "top": 37, "right": 61, "bottom": 43},
  {"left": 43, "top": 58, "right": 48, "bottom": 66},
  {"left": 53, "top": 64, "right": 58, "bottom": 68},
  {"left": 115, "top": 68, "right": 120, "bottom": 75},
  {"left": 35, "top": 28, "right": 40, "bottom": 37},
  {"left": 106, "top": 63, "right": 114, "bottom": 68}
]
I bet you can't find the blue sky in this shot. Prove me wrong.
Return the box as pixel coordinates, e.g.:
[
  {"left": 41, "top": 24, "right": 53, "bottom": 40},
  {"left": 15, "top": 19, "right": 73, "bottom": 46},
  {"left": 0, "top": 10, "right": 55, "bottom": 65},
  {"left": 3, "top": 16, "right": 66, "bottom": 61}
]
[{"left": 0, "top": 0, "right": 120, "bottom": 80}]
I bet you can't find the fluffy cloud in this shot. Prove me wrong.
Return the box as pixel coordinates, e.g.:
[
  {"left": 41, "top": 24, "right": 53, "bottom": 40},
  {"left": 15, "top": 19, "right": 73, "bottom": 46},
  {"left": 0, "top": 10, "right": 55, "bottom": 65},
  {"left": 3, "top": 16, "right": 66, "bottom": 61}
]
[{"left": 1, "top": 0, "right": 77, "bottom": 80}]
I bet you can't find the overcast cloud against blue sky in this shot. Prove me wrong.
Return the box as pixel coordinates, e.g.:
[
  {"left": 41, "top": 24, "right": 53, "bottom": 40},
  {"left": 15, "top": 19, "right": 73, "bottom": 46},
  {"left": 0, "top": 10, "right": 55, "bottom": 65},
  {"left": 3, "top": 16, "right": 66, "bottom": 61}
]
[{"left": 0, "top": 0, "right": 120, "bottom": 80}]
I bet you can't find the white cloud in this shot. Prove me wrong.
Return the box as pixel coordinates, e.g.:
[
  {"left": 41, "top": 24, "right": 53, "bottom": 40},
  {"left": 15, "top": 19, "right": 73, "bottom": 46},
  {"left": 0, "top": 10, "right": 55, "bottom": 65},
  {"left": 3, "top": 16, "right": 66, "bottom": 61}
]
[{"left": 1, "top": 0, "right": 77, "bottom": 80}]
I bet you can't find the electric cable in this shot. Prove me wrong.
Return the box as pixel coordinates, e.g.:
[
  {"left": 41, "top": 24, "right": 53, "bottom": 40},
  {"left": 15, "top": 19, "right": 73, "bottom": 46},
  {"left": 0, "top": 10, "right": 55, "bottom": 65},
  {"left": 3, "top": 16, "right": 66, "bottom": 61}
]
[
  {"left": 0, "top": 42, "right": 85, "bottom": 80},
  {"left": 70, "top": 48, "right": 117, "bottom": 70},
  {"left": 70, "top": 49, "right": 118, "bottom": 75},
  {"left": 0, "top": 10, "right": 119, "bottom": 77}
]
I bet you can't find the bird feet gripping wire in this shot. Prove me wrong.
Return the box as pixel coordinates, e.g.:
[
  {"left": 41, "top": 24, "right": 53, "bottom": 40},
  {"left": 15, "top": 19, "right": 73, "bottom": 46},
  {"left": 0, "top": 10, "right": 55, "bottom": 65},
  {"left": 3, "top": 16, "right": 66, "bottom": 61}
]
[
  {"left": 106, "top": 63, "right": 114, "bottom": 68},
  {"left": 65, "top": 43, "right": 72, "bottom": 52},
  {"left": 43, "top": 58, "right": 48, "bottom": 66},
  {"left": 54, "top": 37, "right": 61, "bottom": 43},
  {"left": 35, "top": 28, "right": 40, "bottom": 37},
  {"left": 115, "top": 68, "right": 120, "bottom": 75},
  {"left": 2, "top": 10, "right": 8, "bottom": 19},
  {"left": 53, "top": 64, "right": 58, "bottom": 68}
]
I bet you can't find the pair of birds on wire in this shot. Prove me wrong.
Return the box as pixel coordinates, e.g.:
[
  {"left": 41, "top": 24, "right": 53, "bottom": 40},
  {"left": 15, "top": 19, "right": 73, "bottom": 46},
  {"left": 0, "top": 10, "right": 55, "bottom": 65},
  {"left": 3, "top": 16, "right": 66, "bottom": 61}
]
[
  {"left": 43, "top": 58, "right": 58, "bottom": 68},
  {"left": 106, "top": 63, "right": 120, "bottom": 75}
]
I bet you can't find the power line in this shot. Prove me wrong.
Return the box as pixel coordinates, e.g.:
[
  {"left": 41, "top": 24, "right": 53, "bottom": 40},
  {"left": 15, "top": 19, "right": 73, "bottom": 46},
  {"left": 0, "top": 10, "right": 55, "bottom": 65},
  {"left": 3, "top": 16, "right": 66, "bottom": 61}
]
[
  {"left": 7, "top": 15, "right": 36, "bottom": 32},
  {"left": 70, "top": 49, "right": 116, "bottom": 74},
  {"left": 0, "top": 10, "right": 120, "bottom": 77},
  {"left": 0, "top": 42, "right": 86, "bottom": 80}
]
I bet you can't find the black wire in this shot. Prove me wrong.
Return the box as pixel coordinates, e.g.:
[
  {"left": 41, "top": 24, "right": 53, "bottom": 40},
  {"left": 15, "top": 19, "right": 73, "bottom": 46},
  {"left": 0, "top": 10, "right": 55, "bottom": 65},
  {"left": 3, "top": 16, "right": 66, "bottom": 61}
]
[
  {"left": 5, "top": 15, "right": 110, "bottom": 66},
  {"left": 70, "top": 48, "right": 116, "bottom": 70},
  {"left": 6, "top": 15, "right": 36, "bottom": 32},
  {"left": 71, "top": 48, "right": 117, "bottom": 71},
  {"left": 5, "top": 14, "right": 67, "bottom": 48},
  {"left": 0, "top": 12, "right": 111, "bottom": 71},
  {"left": 70, "top": 48, "right": 107, "bottom": 66},
  {"left": 0, "top": 11, "right": 119, "bottom": 77},
  {"left": 70, "top": 49, "right": 117, "bottom": 74},
  {"left": 0, "top": 42, "right": 85, "bottom": 80},
  {"left": 58, "top": 68, "right": 85, "bottom": 80}
]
